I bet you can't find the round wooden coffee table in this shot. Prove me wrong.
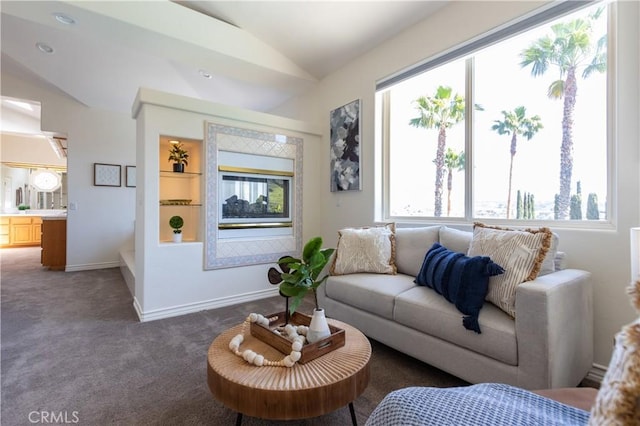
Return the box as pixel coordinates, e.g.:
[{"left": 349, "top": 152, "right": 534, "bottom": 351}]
[{"left": 207, "top": 318, "right": 371, "bottom": 425}]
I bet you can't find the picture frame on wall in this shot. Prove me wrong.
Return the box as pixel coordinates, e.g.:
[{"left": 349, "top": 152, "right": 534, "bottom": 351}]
[
  {"left": 125, "top": 166, "right": 136, "bottom": 188},
  {"left": 93, "top": 163, "right": 121, "bottom": 187},
  {"left": 330, "top": 99, "right": 361, "bottom": 192}
]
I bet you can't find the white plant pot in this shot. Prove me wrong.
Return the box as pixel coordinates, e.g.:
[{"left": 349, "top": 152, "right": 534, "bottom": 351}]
[{"left": 172, "top": 233, "right": 182, "bottom": 243}]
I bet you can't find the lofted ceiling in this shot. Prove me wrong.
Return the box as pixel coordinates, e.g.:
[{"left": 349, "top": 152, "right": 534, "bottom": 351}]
[{"left": 0, "top": 0, "right": 447, "bottom": 116}]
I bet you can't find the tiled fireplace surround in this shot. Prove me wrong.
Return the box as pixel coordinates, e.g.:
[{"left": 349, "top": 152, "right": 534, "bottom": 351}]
[{"left": 204, "top": 123, "right": 303, "bottom": 270}]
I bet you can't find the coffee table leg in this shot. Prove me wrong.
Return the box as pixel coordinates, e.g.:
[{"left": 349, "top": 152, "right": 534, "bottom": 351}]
[
  {"left": 349, "top": 402, "right": 357, "bottom": 426},
  {"left": 235, "top": 413, "right": 242, "bottom": 426}
]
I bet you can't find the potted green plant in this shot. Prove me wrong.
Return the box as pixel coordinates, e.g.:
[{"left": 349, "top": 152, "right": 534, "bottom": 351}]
[
  {"left": 169, "top": 215, "right": 184, "bottom": 243},
  {"left": 168, "top": 142, "right": 189, "bottom": 173},
  {"left": 18, "top": 204, "right": 31, "bottom": 214},
  {"left": 267, "top": 237, "right": 335, "bottom": 316}
]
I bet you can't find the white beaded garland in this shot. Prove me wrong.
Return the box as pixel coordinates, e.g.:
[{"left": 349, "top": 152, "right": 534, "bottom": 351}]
[
  {"left": 283, "top": 356, "right": 295, "bottom": 367},
  {"left": 229, "top": 313, "right": 307, "bottom": 368},
  {"left": 254, "top": 354, "right": 264, "bottom": 366},
  {"left": 290, "top": 351, "right": 301, "bottom": 362}
]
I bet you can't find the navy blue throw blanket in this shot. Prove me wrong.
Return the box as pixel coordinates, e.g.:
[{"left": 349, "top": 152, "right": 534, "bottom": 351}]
[{"left": 415, "top": 243, "right": 504, "bottom": 333}]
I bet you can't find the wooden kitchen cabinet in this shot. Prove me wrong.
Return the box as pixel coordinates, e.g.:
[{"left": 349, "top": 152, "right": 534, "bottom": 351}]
[
  {"left": 1, "top": 216, "right": 43, "bottom": 247},
  {"left": 0, "top": 217, "right": 9, "bottom": 245},
  {"left": 41, "top": 218, "right": 66, "bottom": 270}
]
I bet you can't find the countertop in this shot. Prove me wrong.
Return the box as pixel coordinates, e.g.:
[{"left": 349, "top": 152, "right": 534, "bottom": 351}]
[{"left": 1, "top": 210, "right": 67, "bottom": 218}]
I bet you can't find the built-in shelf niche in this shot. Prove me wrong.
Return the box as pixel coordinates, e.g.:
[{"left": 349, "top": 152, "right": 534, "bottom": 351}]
[{"left": 158, "top": 136, "right": 202, "bottom": 243}]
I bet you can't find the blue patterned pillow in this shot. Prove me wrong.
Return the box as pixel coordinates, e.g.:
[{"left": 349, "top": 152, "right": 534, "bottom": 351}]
[{"left": 415, "top": 243, "right": 504, "bottom": 333}]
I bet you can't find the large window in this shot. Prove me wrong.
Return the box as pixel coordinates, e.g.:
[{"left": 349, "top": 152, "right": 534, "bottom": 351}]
[{"left": 378, "top": 2, "right": 609, "bottom": 223}]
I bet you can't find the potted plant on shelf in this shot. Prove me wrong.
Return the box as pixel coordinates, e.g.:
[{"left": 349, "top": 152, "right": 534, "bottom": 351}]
[
  {"left": 168, "top": 142, "right": 189, "bottom": 173},
  {"left": 169, "top": 215, "right": 184, "bottom": 243},
  {"left": 267, "top": 237, "right": 335, "bottom": 329}
]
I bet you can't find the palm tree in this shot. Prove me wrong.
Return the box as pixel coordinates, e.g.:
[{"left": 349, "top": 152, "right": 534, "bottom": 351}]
[
  {"left": 491, "top": 106, "right": 543, "bottom": 219},
  {"left": 409, "top": 86, "right": 465, "bottom": 217},
  {"left": 520, "top": 8, "right": 606, "bottom": 219},
  {"left": 442, "top": 148, "right": 465, "bottom": 217}
]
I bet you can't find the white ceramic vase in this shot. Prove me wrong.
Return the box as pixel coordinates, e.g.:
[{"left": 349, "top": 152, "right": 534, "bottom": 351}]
[
  {"left": 306, "top": 308, "right": 331, "bottom": 343},
  {"left": 172, "top": 232, "right": 182, "bottom": 243}
]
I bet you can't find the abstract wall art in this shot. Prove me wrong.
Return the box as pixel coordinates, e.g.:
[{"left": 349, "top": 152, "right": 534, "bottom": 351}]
[{"left": 330, "top": 99, "right": 361, "bottom": 192}]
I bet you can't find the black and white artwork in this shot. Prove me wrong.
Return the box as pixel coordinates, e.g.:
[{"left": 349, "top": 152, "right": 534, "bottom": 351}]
[{"left": 330, "top": 99, "right": 361, "bottom": 192}]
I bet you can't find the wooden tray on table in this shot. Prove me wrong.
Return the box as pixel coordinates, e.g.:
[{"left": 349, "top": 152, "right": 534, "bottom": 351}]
[{"left": 250, "top": 311, "right": 345, "bottom": 364}]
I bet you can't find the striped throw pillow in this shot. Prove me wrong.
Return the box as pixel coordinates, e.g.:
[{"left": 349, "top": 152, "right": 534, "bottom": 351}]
[{"left": 467, "top": 222, "right": 552, "bottom": 318}]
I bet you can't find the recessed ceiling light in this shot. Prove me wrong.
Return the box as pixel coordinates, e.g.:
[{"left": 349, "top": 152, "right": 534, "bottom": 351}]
[
  {"left": 199, "top": 69, "right": 212, "bottom": 79},
  {"left": 36, "top": 42, "right": 54, "bottom": 54},
  {"left": 53, "top": 12, "right": 76, "bottom": 25},
  {"left": 169, "top": 140, "right": 181, "bottom": 144}
]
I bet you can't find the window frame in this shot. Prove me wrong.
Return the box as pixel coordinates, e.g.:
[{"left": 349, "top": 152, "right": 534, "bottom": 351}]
[{"left": 376, "top": 1, "right": 616, "bottom": 230}]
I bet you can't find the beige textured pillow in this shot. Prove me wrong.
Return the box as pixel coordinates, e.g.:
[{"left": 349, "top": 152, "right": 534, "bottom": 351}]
[
  {"left": 589, "top": 281, "right": 640, "bottom": 424},
  {"left": 467, "top": 222, "right": 551, "bottom": 317},
  {"left": 330, "top": 223, "right": 397, "bottom": 275}
]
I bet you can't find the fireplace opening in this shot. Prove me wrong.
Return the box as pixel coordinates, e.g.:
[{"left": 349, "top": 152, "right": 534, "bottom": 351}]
[{"left": 219, "top": 169, "right": 292, "bottom": 228}]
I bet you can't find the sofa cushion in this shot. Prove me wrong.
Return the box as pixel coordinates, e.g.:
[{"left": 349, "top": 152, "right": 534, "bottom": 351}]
[
  {"left": 539, "top": 232, "right": 559, "bottom": 276},
  {"left": 325, "top": 273, "right": 416, "bottom": 320},
  {"left": 439, "top": 226, "right": 473, "bottom": 254},
  {"left": 394, "top": 286, "right": 517, "bottom": 365},
  {"left": 330, "top": 223, "right": 397, "bottom": 275},
  {"left": 415, "top": 243, "right": 504, "bottom": 333},
  {"left": 554, "top": 251, "right": 567, "bottom": 271},
  {"left": 468, "top": 223, "right": 552, "bottom": 318},
  {"left": 394, "top": 226, "right": 441, "bottom": 277}
]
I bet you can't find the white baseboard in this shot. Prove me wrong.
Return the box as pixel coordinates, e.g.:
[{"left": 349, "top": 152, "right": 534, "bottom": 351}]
[
  {"left": 133, "top": 296, "right": 144, "bottom": 320},
  {"left": 133, "top": 288, "right": 280, "bottom": 322},
  {"left": 65, "top": 260, "right": 121, "bottom": 272},
  {"left": 585, "top": 363, "right": 607, "bottom": 385}
]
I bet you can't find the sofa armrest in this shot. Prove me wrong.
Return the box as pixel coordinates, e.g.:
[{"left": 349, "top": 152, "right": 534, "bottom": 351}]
[{"left": 515, "top": 269, "right": 593, "bottom": 389}]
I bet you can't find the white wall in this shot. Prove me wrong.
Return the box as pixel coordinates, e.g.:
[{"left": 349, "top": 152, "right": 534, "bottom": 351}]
[
  {"left": 1, "top": 73, "right": 136, "bottom": 270},
  {"left": 272, "top": 1, "right": 640, "bottom": 371},
  {"left": 132, "top": 89, "right": 323, "bottom": 320}
]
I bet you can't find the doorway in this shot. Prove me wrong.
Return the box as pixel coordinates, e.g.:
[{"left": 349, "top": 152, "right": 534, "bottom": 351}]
[{"left": 1, "top": 96, "right": 67, "bottom": 213}]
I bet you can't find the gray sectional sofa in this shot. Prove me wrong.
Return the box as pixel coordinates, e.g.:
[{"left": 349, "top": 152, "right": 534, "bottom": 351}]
[{"left": 317, "top": 225, "right": 593, "bottom": 390}]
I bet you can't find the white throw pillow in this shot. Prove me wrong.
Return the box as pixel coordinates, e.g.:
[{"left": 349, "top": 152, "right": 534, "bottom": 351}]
[{"left": 330, "top": 223, "right": 396, "bottom": 275}]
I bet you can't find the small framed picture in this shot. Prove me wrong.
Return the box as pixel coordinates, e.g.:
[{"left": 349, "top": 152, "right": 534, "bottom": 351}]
[
  {"left": 125, "top": 166, "right": 136, "bottom": 188},
  {"left": 94, "top": 163, "right": 121, "bottom": 187}
]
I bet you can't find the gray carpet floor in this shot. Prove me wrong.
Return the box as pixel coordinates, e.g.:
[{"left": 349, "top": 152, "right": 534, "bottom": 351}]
[{"left": 1, "top": 247, "right": 467, "bottom": 425}]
